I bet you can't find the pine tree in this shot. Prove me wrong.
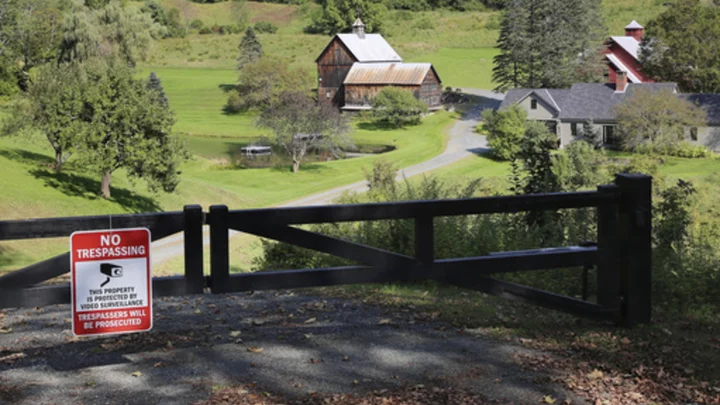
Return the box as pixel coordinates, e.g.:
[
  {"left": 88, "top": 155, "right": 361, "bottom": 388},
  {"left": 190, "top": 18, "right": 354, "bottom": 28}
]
[
  {"left": 492, "top": 0, "right": 607, "bottom": 90},
  {"left": 581, "top": 119, "right": 602, "bottom": 149},
  {"left": 492, "top": 0, "right": 529, "bottom": 92},
  {"left": 237, "top": 27, "right": 263, "bottom": 71},
  {"left": 147, "top": 71, "right": 169, "bottom": 107}
]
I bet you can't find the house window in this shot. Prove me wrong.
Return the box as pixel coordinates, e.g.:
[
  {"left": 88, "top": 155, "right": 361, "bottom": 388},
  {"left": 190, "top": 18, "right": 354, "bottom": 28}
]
[
  {"left": 531, "top": 99, "right": 538, "bottom": 110},
  {"left": 571, "top": 123, "right": 578, "bottom": 137},
  {"left": 690, "top": 127, "right": 698, "bottom": 141},
  {"left": 603, "top": 125, "right": 618, "bottom": 145}
]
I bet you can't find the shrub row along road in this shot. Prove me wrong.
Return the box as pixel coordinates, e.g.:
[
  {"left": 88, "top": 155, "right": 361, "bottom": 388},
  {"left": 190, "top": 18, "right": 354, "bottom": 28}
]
[{"left": 150, "top": 90, "right": 505, "bottom": 265}]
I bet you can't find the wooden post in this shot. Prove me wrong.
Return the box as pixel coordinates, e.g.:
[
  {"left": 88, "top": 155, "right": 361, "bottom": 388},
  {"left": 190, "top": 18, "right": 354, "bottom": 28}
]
[
  {"left": 615, "top": 174, "right": 652, "bottom": 326},
  {"left": 596, "top": 185, "right": 621, "bottom": 315},
  {"left": 183, "top": 205, "right": 205, "bottom": 295},
  {"left": 414, "top": 216, "right": 434, "bottom": 280},
  {"left": 209, "top": 205, "right": 230, "bottom": 294}
]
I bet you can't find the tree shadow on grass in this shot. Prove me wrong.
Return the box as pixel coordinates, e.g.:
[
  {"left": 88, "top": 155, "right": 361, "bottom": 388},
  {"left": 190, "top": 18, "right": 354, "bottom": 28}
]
[
  {"left": 268, "top": 163, "right": 329, "bottom": 173},
  {"left": 357, "top": 121, "right": 408, "bottom": 132},
  {"left": 218, "top": 84, "right": 236, "bottom": 93},
  {"left": 28, "top": 169, "right": 162, "bottom": 213},
  {"left": 0, "top": 148, "right": 55, "bottom": 167}
]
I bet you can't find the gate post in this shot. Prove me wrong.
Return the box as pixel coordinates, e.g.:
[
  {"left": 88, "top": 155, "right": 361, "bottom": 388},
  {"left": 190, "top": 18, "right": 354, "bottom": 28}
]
[
  {"left": 183, "top": 205, "right": 205, "bottom": 294},
  {"left": 209, "top": 205, "right": 230, "bottom": 294},
  {"left": 414, "top": 216, "right": 435, "bottom": 280},
  {"left": 615, "top": 174, "right": 652, "bottom": 327},
  {"left": 596, "top": 185, "right": 621, "bottom": 316}
]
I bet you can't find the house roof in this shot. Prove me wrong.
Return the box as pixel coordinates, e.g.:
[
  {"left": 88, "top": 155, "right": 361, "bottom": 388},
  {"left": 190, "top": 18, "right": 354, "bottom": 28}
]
[
  {"left": 605, "top": 54, "right": 641, "bottom": 83},
  {"left": 343, "top": 62, "right": 438, "bottom": 85},
  {"left": 610, "top": 36, "right": 640, "bottom": 60},
  {"left": 334, "top": 33, "right": 403, "bottom": 63},
  {"left": 501, "top": 83, "right": 679, "bottom": 122},
  {"left": 625, "top": 20, "right": 644, "bottom": 29},
  {"left": 680, "top": 93, "right": 720, "bottom": 125}
]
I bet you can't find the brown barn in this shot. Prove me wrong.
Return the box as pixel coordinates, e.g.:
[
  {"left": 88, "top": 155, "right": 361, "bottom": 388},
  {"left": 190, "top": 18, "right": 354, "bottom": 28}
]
[{"left": 315, "top": 19, "right": 442, "bottom": 110}]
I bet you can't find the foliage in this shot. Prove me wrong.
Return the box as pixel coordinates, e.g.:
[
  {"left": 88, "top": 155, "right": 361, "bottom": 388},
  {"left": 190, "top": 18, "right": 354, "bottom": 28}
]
[
  {"left": 189, "top": 19, "right": 205, "bottom": 30},
  {"left": 141, "top": 0, "right": 185, "bottom": 38},
  {"left": 480, "top": 105, "right": 526, "bottom": 161},
  {"left": 3, "top": 62, "right": 86, "bottom": 171},
  {"left": 553, "top": 140, "right": 608, "bottom": 191},
  {"left": 640, "top": 0, "right": 720, "bottom": 93},
  {"left": 306, "top": 0, "right": 389, "bottom": 35},
  {"left": 0, "top": 0, "right": 64, "bottom": 91},
  {"left": 75, "top": 58, "right": 189, "bottom": 198},
  {"left": 147, "top": 71, "right": 169, "bottom": 108},
  {"left": 237, "top": 27, "right": 263, "bottom": 71},
  {"left": 256, "top": 91, "right": 351, "bottom": 172},
  {"left": 581, "top": 119, "right": 602, "bottom": 149},
  {"left": 492, "top": 0, "right": 607, "bottom": 91},
  {"left": 227, "top": 57, "right": 312, "bottom": 112},
  {"left": 614, "top": 88, "right": 706, "bottom": 151},
  {"left": 634, "top": 141, "right": 713, "bottom": 158},
  {"left": 254, "top": 21, "right": 278, "bottom": 34},
  {"left": 371, "top": 87, "right": 428, "bottom": 128},
  {"left": 58, "top": 0, "right": 165, "bottom": 67},
  {"left": 441, "top": 87, "right": 470, "bottom": 105}
]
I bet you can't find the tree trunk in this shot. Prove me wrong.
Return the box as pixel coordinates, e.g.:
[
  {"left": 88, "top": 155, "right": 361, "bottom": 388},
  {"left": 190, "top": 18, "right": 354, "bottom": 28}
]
[
  {"left": 101, "top": 171, "right": 112, "bottom": 199},
  {"left": 292, "top": 160, "right": 300, "bottom": 173},
  {"left": 54, "top": 150, "right": 63, "bottom": 173}
]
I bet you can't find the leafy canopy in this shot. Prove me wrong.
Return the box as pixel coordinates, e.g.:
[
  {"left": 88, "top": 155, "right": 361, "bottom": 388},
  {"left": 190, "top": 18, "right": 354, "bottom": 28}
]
[
  {"left": 372, "top": 87, "right": 428, "bottom": 128},
  {"left": 640, "top": 0, "right": 720, "bottom": 93},
  {"left": 480, "top": 105, "right": 527, "bottom": 161},
  {"left": 614, "top": 88, "right": 706, "bottom": 151}
]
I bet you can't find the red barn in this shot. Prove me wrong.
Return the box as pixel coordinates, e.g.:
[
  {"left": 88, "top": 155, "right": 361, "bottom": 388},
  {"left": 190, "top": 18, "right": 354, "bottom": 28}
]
[
  {"left": 603, "top": 20, "right": 653, "bottom": 84},
  {"left": 315, "top": 19, "right": 442, "bottom": 110}
]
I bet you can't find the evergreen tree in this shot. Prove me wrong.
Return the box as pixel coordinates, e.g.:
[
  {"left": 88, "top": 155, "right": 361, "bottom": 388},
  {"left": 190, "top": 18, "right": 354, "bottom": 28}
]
[
  {"left": 492, "top": 0, "right": 529, "bottom": 92},
  {"left": 493, "top": 0, "right": 606, "bottom": 90},
  {"left": 147, "top": 71, "right": 169, "bottom": 107},
  {"left": 518, "top": 121, "right": 561, "bottom": 232},
  {"left": 581, "top": 119, "right": 602, "bottom": 149},
  {"left": 237, "top": 27, "right": 263, "bottom": 71}
]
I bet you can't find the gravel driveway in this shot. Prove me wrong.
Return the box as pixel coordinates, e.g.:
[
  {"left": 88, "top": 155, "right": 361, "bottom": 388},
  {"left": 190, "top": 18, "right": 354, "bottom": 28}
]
[{"left": 0, "top": 290, "right": 586, "bottom": 405}]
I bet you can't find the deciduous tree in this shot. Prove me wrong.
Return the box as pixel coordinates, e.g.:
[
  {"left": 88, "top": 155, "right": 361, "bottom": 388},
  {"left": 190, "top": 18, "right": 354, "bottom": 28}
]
[
  {"left": 257, "top": 91, "right": 351, "bottom": 173},
  {"left": 480, "top": 105, "right": 527, "bottom": 160},
  {"left": 640, "top": 0, "right": 720, "bottom": 93},
  {"left": 78, "top": 58, "right": 189, "bottom": 198},
  {"left": 308, "top": 0, "right": 388, "bottom": 34},
  {"left": 227, "top": 57, "right": 312, "bottom": 112},
  {"left": 615, "top": 88, "right": 706, "bottom": 151},
  {"left": 372, "top": 87, "right": 428, "bottom": 128}
]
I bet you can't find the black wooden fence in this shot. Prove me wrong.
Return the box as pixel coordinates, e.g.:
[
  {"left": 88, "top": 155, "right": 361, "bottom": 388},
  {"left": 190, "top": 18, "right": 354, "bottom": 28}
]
[{"left": 0, "top": 173, "right": 652, "bottom": 326}]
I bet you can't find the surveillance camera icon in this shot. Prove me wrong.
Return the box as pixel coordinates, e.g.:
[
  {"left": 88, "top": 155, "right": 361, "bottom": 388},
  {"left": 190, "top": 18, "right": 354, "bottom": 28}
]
[{"left": 100, "top": 263, "right": 123, "bottom": 287}]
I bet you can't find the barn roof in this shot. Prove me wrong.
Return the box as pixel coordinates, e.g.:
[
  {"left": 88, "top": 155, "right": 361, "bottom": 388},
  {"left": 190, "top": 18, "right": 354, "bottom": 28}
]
[
  {"left": 334, "top": 33, "right": 402, "bottom": 63},
  {"left": 609, "top": 36, "right": 640, "bottom": 60},
  {"left": 343, "top": 63, "right": 438, "bottom": 85}
]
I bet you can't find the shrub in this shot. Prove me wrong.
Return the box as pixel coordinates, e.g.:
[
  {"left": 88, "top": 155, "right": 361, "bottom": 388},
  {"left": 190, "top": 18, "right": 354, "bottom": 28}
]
[
  {"left": 190, "top": 19, "right": 205, "bottom": 30},
  {"left": 198, "top": 27, "right": 212, "bottom": 35},
  {"left": 254, "top": 21, "right": 278, "bottom": 34},
  {"left": 635, "top": 141, "right": 712, "bottom": 158},
  {"left": 372, "top": 87, "right": 428, "bottom": 128},
  {"left": 480, "top": 105, "right": 527, "bottom": 161}
]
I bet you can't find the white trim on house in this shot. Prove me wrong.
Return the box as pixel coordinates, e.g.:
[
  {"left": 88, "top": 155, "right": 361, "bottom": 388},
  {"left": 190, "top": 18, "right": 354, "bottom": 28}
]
[{"left": 605, "top": 54, "right": 641, "bottom": 83}]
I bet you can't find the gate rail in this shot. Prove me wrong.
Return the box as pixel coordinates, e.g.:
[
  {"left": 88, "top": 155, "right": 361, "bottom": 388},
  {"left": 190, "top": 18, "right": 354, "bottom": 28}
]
[{"left": 0, "top": 173, "right": 652, "bottom": 326}]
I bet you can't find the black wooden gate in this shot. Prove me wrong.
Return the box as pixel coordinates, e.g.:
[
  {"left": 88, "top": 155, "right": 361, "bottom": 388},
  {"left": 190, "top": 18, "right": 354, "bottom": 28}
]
[{"left": 0, "top": 173, "right": 652, "bottom": 326}]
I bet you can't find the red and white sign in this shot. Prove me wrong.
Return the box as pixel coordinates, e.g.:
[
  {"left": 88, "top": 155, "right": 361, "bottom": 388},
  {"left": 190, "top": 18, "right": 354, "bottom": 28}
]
[{"left": 70, "top": 228, "right": 153, "bottom": 336}]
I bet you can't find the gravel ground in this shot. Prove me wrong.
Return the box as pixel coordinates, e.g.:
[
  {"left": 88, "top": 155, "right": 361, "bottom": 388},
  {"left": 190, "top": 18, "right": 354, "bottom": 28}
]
[{"left": 0, "top": 290, "right": 587, "bottom": 405}]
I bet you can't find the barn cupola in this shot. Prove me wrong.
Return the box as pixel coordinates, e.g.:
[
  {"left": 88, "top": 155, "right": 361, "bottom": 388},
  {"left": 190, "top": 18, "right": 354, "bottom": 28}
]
[
  {"left": 352, "top": 18, "right": 366, "bottom": 39},
  {"left": 625, "top": 20, "right": 644, "bottom": 42}
]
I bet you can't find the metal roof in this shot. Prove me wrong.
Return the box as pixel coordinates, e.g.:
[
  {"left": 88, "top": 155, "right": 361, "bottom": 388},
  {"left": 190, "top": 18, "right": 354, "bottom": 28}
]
[
  {"left": 610, "top": 36, "right": 640, "bottom": 60},
  {"left": 336, "top": 33, "right": 402, "bottom": 63},
  {"left": 343, "top": 63, "right": 437, "bottom": 85},
  {"left": 625, "top": 20, "right": 644, "bottom": 29}
]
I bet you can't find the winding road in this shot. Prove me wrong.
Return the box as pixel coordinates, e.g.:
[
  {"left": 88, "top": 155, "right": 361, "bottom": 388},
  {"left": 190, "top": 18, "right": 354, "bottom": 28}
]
[{"left": 151, "top": 89, "right": 504, "bottom": 265}]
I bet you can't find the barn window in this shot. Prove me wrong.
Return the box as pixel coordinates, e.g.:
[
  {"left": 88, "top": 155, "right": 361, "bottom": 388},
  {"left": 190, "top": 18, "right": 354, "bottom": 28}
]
[
  {"left": 531, "top": 99, "right": 538, "bottom": 110},
  {"left": 326, "top": 90, "right": 332, "bottom": 99},
  {"left": 334, "top": 48, "right": 341, "bottom": 60},
  {"left": 690, "top": 127, "right": 698, "bottom": 141}
]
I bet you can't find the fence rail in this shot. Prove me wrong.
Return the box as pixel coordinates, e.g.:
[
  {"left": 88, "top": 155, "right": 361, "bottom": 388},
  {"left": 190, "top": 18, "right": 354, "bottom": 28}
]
[{"left": 0, "top": 174, "right": 652, "bottom": 326}]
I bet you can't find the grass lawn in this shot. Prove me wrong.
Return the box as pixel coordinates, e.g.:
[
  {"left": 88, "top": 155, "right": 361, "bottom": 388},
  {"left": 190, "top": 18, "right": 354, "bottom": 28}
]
[{"left": 407, "top": 48, "right": 498, "bottom": 90}]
